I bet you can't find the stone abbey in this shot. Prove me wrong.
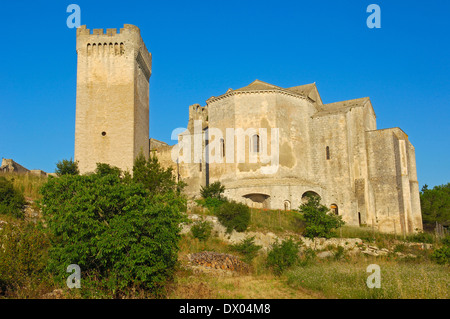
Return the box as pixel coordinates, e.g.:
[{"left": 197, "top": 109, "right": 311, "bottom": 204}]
[{"left": 74, "top": 24, "right": 423, "bottom": 235}]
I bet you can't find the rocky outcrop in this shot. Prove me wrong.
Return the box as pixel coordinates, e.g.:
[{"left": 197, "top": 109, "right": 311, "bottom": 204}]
[
  {"left": 187, "top": 251, "right": 250, "bottom": 274},
  {"left": 181, "top": 214, "right": 433, "bottom": 260}
]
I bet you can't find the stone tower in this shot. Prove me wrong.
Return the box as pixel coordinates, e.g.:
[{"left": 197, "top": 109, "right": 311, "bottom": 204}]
[{"left": 74, "top": 24, "right": 152, "bottom": 174}]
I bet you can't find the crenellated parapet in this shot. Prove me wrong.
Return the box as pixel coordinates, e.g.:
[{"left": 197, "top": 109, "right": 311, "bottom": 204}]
[{"left": 76, "top": 24, "right": 151, "bottom": 80}]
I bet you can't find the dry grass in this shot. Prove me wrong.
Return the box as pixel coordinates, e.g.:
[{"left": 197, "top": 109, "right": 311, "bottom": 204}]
[
  {"left": 248, "top": 208, "right": 304, "bottom": 235},
  {"left": 1, "top": 172, "right": 48, "bottom": 201},
  {"left": 168, "top": 270, "right": 321, "bottom": 299},
  {"left": 286, "top": 259, "right": 449, "bottom": 299}
]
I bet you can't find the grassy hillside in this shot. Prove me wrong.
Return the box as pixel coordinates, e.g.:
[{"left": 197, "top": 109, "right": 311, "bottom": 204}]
[{"left": 1, "top": 174, "right": 448, "bottom": 299}]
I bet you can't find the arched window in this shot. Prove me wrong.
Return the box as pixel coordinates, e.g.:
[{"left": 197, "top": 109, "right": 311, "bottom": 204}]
[
  {"left": 331, "top": 204, "right": 338, "bottom": 215},
  {"left": 284, "top": 200, "right": 291, "bottom": 211},
  {"left": 252, "top": 134, "right": 260, "bottom": 153}
]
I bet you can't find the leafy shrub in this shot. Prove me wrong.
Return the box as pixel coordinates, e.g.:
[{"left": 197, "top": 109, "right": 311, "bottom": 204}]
[
  {"left": 230, "top": 236, "right": 262, "bottom": 263},
  {"left": 0, "top": 221, "right": 50, "bottom": 296},
  {"left": 216, "top": 200, "right": 250, "bottom": 233},
  {"left": 431, "top": 236, "right": 450, "bottom": 265},
  {"left": 195, "top": 197, "right": 226, "bottom": 213},
  {"left": 298, "top": 248, "right": 316, "bottom": 267},
  {"left": 407, "top": 231, "right": 435, "bottom": 244},
  {"left": 300, "top": 195, "right": 345, "bottom": 239},
  {"left": 266, "top": 238, "right": 300, "bottom": 275},
  {"left": 40, "top": 161, "right": 186, "bottom": 295},
  {"left": 0, "top": 176, "right": 26, "bottom": 219},
  {"left": 334, "top": 246, "right": 345, "bottom": 260},
  {"left": 95, "top": 163, "right": 122, "bottom": 178},
  {"left": 200, "top": 181, "right": 225, "bottom": 200},
  {"left": 55, "top": 158, "right": 79, "bottom": 176},
  {"left": 431, "top": 246, "right": 450, "bottom": 265},
  {"left": 191, "top": 220, "right": 213, "bottom": 241},
  {"left": 133, "top": 152, "right": 185, "bottom": 196}
]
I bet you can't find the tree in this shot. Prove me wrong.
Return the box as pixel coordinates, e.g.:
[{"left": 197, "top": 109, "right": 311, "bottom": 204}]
[
  {"left": 300, "top": 194, "right": 345, "bottom": 239},
  {"left": 40, "top": 156, "right": 187, "bottom": 295},
  {"left": 133, "top": 152, "right": 184, "bottom": 196},
  {"left": 420, "top": 183, "right": 450, "bottom": 229},
  {"left": 95, "top": 162, "right": 122, "bottom": 178},
  {"left": 55, "top": 158, "right": 79, "bottom": 176}
]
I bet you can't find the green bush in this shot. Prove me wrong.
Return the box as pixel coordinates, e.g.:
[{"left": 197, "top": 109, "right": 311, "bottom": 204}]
[
  {"left": 55, "top": 158, "right": 79, "bottom": 176},
  {"left": 191, "top": 220, "right": 213, "bottom": 241},
  {"left": 95, "top": 163, "right": 122, "bottom": 178},
  {"left": 298, "top": 248, "right": 316, "bottom": 267},
  {"left": 300, "top": 195, "right": 345, "bottom": 239},
  {"left": 431, "top": 236, "right": 450, "bottom": 265},
  {"left": 230, "top": 236, "right": 262, "bottom": 263},
  {"left": 200, "top": 181, "right": 225, "bottom": 200},
  {"left": 266, "top": 238, "right": 300, "bottom": 275},
  {"left": 0, "top": 176, "right": 26, "bottom": 219},
  {"left": 0, "top": 221, "right": 50, "bottom": 296},
  {"left": 406, "top": 231, "right": 435, "bottom": 244},
  {"left": 39, "top": 162, "right": 186, "bottom": 295},
  {"left": 216, "top": 200, "right": 250, "bottom": 233},
  {"left": 195, "top": 197, "right": 226, "bottom": 213},
  {"left": 133, "top": 152, "right": 185, "bottom": 196}
]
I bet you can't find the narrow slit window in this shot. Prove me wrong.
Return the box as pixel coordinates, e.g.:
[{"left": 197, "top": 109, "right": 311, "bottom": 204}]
[
  {"left": 220, "top": 138, "right": 225, "bottom": 158},
  {"left": 253, "top": 134, "right": 260, "bottom": 153},
  {"left": 326, "top": 146, "right": 330, "bottom": 160}
]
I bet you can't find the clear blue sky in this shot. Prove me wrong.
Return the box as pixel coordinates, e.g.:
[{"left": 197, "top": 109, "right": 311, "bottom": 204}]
[{"left": 0, "top": 0, "right": 449, "bottom": 189}]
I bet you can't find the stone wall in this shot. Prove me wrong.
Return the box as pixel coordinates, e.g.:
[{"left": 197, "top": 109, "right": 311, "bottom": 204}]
[{"left": 161, "top": 80, "right": 422, "bottom": 233}]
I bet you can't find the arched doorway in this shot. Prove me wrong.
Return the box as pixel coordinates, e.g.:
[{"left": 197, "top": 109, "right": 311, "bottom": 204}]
[
  {"left": 301, "top": 191, "right": 321, "bottom": 204},
  {"left": 284, "top": 200, "right": 291, "bottom": 211},
  {"left": 243, "top": 193, "right": 270, "bottom": 209}
]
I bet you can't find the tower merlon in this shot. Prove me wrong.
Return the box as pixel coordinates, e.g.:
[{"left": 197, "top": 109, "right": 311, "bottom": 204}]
[{"left": 76, "top": 24, "right": 141, "bottom": 36}]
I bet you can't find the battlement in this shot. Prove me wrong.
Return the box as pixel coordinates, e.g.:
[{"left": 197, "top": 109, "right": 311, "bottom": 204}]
[
  {"left": 77, "top": 24, "right": 141, "bottom": 36},
  {"left": 76, "top": 24, "right": 152, "bottom": 77}
]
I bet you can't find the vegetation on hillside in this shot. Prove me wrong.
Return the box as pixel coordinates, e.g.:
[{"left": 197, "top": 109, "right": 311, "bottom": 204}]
[
  {"left": 420, "top": 183, "right": 450, "bottom": 229},
  {"left": 0, "top": 155, "right": 186, "bottom": 298},
  {"left": 0, "top": 176, "right": 26, "bottom": 219},
  {"left": 299, "top": 193, "right": 345, "bottom": 239},
  {"left": 1, "top": 171, "right": 449, "bottom": 299},
  {"left": 55, "top": 158, "right": 79, "bottom": 176}
]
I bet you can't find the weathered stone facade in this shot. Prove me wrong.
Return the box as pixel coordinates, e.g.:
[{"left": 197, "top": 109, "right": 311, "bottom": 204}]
[
  {"left": 74, "top": 25, "right": 422, "bottom": 235},
  {"left": 155, "top": 80, "right": 423, "bottom": 234},
  {"left": 74, "top": 24, "right": 152, "bottom": 174}
]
